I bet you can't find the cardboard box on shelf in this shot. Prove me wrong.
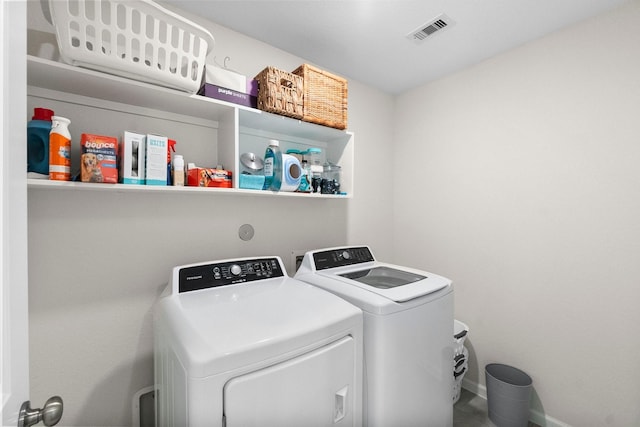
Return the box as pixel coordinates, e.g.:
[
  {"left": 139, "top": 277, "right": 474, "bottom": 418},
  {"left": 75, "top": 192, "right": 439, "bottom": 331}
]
[
  {"left": 80, "top": 133, "right": 118, "bottom": 183},
  {"left": 187, "top": 166, "right": 232, "bottom": 188},
  {"left": 145, "top": 134, "right": 168, "bottom": 186},
  {"left": 120, "top": 131, "right": 146, "bottom": 185}
]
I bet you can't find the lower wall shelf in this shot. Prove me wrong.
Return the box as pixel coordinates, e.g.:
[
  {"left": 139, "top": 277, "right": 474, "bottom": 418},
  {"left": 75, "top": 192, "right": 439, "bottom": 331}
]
[{"left": 27, "top": 179, "right": 350, "bottom": 199}]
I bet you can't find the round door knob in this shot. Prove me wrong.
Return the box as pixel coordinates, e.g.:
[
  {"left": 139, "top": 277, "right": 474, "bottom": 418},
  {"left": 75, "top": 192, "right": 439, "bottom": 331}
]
[
  {"left": 42, "top": 396, "right": 63, "bottom": 426},
  {"left": 19, "top": 396, "right": 63, "bottom": 427}
]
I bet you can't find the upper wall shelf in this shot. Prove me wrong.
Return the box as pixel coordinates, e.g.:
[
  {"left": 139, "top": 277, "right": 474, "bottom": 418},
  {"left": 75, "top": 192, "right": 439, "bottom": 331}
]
[
  {"left": 27, "top": 55, "right": 237, "bottom": 121},
  {"left": 27, "top": 55, "right": 351, "bottom": 143}
]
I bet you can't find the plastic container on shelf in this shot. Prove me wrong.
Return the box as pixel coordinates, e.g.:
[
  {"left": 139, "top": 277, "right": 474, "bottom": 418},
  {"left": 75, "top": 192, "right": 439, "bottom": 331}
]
[
  {"left": 48, "top": 0, "right": 214, "bottom": 93},
  {"left": 304, "top": 148, "right": 323, "bottom": 193},
  {"left": 263, "top": 140, "right": 280, "bottom": 190},
  {"left": 27, "top": 107, "right": 54, "bottom": 175},
  {"left": 321, "top": 161, "right": 341, "bottom": 194},
  {"left": 172, "top": 155, "right": 185, "bottom": 186},
  {"left": 49, "top": 116, "right": 71, "bottom": 181},
  {"left": 306, "top": 147, "right": 323, "bottom": 167},
  {"left": 297, "top": 160, "right": 311, "bottom": 193}
]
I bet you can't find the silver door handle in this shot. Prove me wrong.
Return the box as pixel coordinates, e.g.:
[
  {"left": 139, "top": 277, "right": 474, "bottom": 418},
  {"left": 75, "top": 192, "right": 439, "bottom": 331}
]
[{"left": 18, "top": 396, "right": 63, "bottom": 427}]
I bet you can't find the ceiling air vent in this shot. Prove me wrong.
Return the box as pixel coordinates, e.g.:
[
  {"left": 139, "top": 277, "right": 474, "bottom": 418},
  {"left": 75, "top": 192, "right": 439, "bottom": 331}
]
[{"left": 406, "top": 14, "right": 455, "bottom": 42}]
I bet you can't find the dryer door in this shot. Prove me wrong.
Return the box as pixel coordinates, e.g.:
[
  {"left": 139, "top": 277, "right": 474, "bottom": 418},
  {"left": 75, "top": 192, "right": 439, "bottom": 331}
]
[{"left": 224, "top": 336, "right": 356, "bottom": 426}]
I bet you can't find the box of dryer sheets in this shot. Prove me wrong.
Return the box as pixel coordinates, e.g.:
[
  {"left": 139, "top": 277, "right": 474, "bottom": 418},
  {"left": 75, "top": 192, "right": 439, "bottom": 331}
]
[
  {"left": 80, "top": 133, "right": 118, "bottom": 183},
  {"left": 204, "top": 64, "right": 246, "bottom": 92},
  {"left": 145, "top": 134, "right": 168, "bottom": 186},
  {"left": 119, "top": 131, "right": 146, "bottom": 184},
  {"left": 198, "top": 84, "right": 257, "bottom": 108}
]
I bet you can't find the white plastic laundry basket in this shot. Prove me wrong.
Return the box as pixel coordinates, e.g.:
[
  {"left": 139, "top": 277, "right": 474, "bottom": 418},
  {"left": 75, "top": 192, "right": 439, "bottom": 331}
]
[
  {"left": 453, "top": 319, "right": 469, "bottom": 403},
  {"left": 49, "top": 0, "right": 214, "bottom": 92},
  {"left": 454, "top": 319, "right": 468, "bottom": 356}
]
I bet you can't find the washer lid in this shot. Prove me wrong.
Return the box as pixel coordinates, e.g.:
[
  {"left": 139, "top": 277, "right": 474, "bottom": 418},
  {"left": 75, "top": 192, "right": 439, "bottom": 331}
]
[
  {"left": 294, "top": 247, "right": 452, "bottom": 312},
  {"left": 339, "top": 266, "right": 426, "bottom": 289},
  {"left": 299, "top": 261, "right": 451, "bottom": 309},
  {"left": 335, "top": 263, "right": 450, "bottom": 303}
]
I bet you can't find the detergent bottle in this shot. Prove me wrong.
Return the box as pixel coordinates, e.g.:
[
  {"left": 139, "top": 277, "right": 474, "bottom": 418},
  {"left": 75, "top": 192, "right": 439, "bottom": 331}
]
[{"left": 27, "top": 107, "right": 54, "bottom": 175}]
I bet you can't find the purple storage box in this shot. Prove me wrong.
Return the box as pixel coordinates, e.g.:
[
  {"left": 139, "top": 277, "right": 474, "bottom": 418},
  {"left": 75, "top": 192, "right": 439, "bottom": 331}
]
[
  {"left": 246, "top": 79, "right": 258, "bottom": 97},
  {"left": 198, "top": 84, "right": 257, "bottom": 108}
]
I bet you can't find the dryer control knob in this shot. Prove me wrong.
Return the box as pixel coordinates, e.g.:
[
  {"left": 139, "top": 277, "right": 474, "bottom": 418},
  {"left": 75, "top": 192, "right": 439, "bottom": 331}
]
[
  {"left": 341, "top": 251, "right": 351, "bottom": 260},
  {"left": 230, "top": 264, "right": 242, "bottom": 276}
]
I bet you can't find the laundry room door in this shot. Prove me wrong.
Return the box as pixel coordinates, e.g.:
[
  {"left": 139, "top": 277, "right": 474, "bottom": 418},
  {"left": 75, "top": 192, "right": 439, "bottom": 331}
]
[
  {"left": 1, "top": 0, "right": 30, "bottom": 424},
  {"left": 224, "top": 337, "right": 356, "bottom": 427}
]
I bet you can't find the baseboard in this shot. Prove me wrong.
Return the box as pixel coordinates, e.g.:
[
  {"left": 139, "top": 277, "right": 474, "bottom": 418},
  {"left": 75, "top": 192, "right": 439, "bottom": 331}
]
[{"left": 461, "top": 378, "right": 572, "bottom": 427}]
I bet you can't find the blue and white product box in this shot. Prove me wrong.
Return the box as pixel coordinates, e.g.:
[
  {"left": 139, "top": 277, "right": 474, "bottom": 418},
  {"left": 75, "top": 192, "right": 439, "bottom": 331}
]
[
  {"left": 120, "top": 131, "right": 146, "bottom": 184},
  {"left": 145, "top": 134, "right": 168, "bottom": 186}
]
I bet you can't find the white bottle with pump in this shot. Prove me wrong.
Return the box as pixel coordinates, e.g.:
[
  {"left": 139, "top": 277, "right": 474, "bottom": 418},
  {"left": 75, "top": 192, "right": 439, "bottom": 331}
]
[
  {"left": 262, "top": 139, "right": 280, "bottom": 190},
  {"left": 172, "top": 154, "right": 184, "bottom": 186}
]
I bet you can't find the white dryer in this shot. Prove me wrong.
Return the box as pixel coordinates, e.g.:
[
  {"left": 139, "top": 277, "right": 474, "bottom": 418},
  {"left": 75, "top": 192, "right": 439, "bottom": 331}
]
[
  {"left": 154, "top": 256, "right": 363, "bottom": 427},
  {"left": 295, "top": 246, "right": 454, "bottom": 427}
]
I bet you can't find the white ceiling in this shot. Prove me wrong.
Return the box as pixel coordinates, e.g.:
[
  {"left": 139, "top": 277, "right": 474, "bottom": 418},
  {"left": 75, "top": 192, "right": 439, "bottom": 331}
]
[{"left": 166, "top": 0, "right": 629, "bottom": 94}]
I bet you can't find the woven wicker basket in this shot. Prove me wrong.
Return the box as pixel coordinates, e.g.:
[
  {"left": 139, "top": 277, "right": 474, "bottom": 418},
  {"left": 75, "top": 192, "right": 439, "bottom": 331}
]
[
  {"left": 255, "top": 66, "right": 304, "bottom": 119},
  {"left": 292, "top": 64, "right": 348, "bottom": 130}
]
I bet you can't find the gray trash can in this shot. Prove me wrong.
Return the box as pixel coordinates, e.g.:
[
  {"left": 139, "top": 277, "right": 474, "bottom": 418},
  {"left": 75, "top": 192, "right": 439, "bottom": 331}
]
[{"left": 485, "top": 363, "right": 532, "bottom": 427}]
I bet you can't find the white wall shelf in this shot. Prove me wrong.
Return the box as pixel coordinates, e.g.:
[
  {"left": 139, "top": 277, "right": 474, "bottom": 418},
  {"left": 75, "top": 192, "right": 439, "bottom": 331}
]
[
  {"left": 26, "top": 178, "right": 347, "bottom": 198},
  {"left": 26, "top": 55, "right": 354, "bottom": 198}
]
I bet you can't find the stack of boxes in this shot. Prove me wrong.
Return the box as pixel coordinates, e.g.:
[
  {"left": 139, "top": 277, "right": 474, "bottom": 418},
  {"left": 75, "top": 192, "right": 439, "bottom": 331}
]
[
  {"left": 120, "top": 131, "right": 233, "bottom": 188},
  {"left": 198, "top": 63, "right": 258, "bottom": 108},
  {"left": 453, "top": 320, "right": 470, "bottom": 404},
  {"left": 119, "top": 132, "right": 169, "bottom": 186}
]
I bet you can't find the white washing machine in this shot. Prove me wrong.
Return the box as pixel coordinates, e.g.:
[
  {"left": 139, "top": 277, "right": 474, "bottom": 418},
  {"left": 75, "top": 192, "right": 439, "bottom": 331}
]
[
  {"left": 154, "top": 256, "right": 363, "bottom": 427},
  {"left": 294, "top": 246, "right": 454, "bottom": 427}
]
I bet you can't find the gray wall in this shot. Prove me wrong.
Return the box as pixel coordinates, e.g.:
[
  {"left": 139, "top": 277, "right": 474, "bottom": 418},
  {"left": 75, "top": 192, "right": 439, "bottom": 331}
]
[
  {"left": 393, "top": 2, "right": 640, "bottom": 426},
  {"left": 26, "top": 1, "right": 640, "bottom": 426},
  {"left": 26, "top": 2, "right": 394, "bottom": 425}
]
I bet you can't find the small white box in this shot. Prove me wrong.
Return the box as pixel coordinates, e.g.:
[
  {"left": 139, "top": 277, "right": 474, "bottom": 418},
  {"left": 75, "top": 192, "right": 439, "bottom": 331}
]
[
  {"left": 204, "top": 65, "right": 247, "bottom": 92},
  {"left": 145, "top": 134, "right": 168, "bottom": 186},
  {"left": 120, "top": 131, "right": 146, "bottom": 184}
]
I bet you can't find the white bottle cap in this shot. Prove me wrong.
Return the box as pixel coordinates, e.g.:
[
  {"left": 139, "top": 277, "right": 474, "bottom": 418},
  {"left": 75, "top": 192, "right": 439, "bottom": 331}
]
[
  {"left": 173, "top": 154, "right": 184, "bottom": 170},
  {"left": 51, "top": 115, "right": 71, "bottom": 125},
  {"left": 269, "top": 139, "right": 279, "bottom": 147}
]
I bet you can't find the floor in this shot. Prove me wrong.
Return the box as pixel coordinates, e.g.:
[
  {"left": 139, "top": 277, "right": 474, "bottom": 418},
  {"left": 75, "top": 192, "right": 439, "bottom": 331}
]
[{"left": 453, "top": 388, "right": 541, "bottom": 427}]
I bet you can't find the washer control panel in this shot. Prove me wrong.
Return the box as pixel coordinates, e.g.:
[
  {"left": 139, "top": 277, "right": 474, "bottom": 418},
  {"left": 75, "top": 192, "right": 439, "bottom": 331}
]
[
  {"left": 178, "top": 258, "right": 284, "bottom": 293},
  {"left": 312, "top": 246, "right": 375, "bottom": 270}
]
